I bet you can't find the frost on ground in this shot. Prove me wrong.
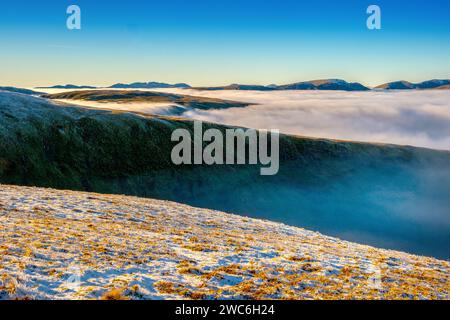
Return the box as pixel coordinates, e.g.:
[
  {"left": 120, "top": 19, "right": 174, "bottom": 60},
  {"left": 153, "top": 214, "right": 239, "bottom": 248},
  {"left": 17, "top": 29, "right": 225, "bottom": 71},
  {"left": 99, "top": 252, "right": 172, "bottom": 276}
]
[{"left": 0, "top": 184, "right": 448, "bottom": 300}]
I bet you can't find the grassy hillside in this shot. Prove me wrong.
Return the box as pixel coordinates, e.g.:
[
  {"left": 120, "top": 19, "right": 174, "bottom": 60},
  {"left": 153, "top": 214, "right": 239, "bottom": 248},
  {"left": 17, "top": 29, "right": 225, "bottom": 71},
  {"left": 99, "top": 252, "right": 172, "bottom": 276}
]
[
  {"left": 42, "top": 90, "right": 250, "bottom": 110},
  {"left": 1, "top": 91, "right": 450, "bottom": 258},
  {"left": 1, "top": 184, "right": 448, "bottom": 300}
]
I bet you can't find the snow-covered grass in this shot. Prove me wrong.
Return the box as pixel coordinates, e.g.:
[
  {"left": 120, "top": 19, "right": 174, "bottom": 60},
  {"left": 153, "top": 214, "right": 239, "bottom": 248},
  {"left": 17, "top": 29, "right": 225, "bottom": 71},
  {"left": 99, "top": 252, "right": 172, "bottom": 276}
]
[{"left": 0, "top": 184, "right": 448, "bottom": 300}]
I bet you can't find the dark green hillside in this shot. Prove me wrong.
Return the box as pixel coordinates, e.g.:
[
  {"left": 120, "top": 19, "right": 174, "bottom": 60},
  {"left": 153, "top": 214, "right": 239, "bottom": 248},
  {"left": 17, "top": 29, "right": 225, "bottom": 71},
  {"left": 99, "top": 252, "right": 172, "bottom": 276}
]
[{"left": 1, "top": 91, "right": 450, "bottom": 258}]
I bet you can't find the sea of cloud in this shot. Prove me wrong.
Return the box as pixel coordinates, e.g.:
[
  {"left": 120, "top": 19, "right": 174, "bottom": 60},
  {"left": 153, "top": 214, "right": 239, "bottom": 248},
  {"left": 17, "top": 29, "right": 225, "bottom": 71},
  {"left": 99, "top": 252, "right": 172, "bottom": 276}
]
[
  {"left": 39, "top": 87, "right": 450, "bottom": 151},
  {"left": 158, "top": 88, "right": 450, "bottom": 151}
]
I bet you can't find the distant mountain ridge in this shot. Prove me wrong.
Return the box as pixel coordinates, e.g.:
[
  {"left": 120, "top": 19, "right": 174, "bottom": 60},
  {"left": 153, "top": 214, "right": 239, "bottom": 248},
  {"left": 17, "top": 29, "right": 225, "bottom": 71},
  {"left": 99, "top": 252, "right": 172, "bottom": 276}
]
[
  {"left": 36, "top": 84, "right": 98, "bottom": 89},
  {"left": 376, "top": 79, "right": 450, "bottom": 90},
  {"left": 196, "top": 78, "right": 450, "bottom": 91},
  {"left": 29, "top": 78, "right": 450, "bottom": 92},
  {"left": 109, "top": 82, "right": 191, "bottom": 89},
  {"left": 35, "top": 82, "right": 190, "bottom": 90},
  {"left": 194, "top": 79, "right": 370, "bottom": 91},
  {"left": 277, "top": 79, "right": 370, "bottom": 91},
  {"left": 194, "top": 84, "right": 277, "bottom": 91}
]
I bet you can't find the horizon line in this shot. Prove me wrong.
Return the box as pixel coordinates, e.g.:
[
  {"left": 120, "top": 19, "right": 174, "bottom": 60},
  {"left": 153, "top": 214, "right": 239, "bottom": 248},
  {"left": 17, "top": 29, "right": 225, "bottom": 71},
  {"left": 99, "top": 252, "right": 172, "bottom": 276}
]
[{"left": 24, "top": 77, "right": 450, "bottom": 90}]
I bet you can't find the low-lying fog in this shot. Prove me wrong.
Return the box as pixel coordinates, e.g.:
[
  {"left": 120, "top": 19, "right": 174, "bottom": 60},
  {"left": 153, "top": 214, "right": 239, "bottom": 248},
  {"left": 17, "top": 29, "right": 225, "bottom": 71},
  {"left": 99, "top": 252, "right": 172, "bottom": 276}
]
[
  {"left": 39, "top": 87, "right": 450, "bottom": 151},
  {"left": 162, "top": 89, "right": 450, "bottom": 151}
]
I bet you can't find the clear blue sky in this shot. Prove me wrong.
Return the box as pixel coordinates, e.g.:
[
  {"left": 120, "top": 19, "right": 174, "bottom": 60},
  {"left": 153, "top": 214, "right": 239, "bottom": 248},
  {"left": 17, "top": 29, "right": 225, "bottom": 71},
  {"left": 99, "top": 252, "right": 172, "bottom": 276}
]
[{"left": 0, "top": 0, "right": 449, "bottom": 87}]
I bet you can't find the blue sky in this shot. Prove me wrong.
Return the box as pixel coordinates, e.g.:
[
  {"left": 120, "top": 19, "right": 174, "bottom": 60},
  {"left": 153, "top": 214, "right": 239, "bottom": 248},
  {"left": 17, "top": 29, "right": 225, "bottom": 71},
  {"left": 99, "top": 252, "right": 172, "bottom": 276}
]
[{"left": 0, "top": 0, "right": 449, "bottom": 87}]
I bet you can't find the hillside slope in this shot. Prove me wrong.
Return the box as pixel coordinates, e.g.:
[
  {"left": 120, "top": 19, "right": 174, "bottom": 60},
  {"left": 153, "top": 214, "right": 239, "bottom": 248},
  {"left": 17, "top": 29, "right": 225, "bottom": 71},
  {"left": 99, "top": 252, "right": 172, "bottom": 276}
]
[
  {"left": 0, "top": 87, "right": 43, "bottom": 95},
  {"left": 1, "top": 91, "right": 450, "bottom": 258},
  {"left": 0, "top": 184, "right": 448, "bottom": 300},
  {"left": 42, "top": 90, "right": 249, "bottom": 111}
]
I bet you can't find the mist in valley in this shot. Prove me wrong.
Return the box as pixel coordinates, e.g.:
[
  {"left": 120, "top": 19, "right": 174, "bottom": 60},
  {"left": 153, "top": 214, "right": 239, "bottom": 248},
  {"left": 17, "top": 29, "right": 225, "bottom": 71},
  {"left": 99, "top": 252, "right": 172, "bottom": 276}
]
[{"left": 157, "top": 89, "right": 450, "bottom": 151}]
